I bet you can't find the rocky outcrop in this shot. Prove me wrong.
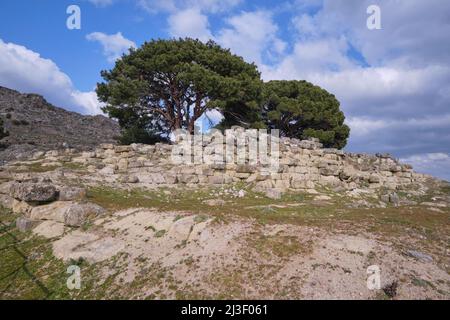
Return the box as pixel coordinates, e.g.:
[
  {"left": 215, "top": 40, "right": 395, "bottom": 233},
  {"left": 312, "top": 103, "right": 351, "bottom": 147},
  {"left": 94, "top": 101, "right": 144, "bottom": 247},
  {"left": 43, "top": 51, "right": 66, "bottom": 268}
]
[
  {"left": 2, "top": 180, "right": 105, "bottom": 229},
  {"left": 58, "top": 186, "right": 86, "bottom": 201},
  {"left": 29, "top": 201, "right": 105, "bottom": 227},
  {"left": 0, "top": 86, "right": 120, "bottom": 162},
  {"left": 10, "top": 182, "right": 57, "bottom": 203}
]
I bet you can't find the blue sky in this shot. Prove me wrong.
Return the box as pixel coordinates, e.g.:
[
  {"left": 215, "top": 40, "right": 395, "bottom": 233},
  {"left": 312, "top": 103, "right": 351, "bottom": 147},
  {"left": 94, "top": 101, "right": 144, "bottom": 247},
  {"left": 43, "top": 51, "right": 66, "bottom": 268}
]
[{"left": 0, "top": 0, "right": 449, "bottom": 180}]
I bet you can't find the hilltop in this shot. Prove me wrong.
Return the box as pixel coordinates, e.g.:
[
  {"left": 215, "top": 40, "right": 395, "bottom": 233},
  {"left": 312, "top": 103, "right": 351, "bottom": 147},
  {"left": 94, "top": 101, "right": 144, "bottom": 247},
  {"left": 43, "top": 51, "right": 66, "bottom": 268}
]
[{"left": 0, "top": 86, "right": 120, "bottom": 162}]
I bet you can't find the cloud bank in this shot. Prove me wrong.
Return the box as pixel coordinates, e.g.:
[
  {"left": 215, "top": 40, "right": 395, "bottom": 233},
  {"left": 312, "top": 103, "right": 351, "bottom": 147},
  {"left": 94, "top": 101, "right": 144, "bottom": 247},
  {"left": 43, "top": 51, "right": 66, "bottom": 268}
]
[
  {"left": 162, "top": 0, "right": 450, "bottom": 180},
  {"left": 0, "top": 39, "right": 102, "bottom": 115},
  {"left": 86, "top": 32, "right": 136, "bottom": 63}
]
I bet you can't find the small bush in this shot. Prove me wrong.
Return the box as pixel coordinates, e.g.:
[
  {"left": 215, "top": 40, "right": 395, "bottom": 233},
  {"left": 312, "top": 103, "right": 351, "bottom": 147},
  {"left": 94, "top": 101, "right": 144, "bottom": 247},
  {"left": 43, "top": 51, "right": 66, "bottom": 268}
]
[
  {"left": 118, "top": 125, "right": 169, "bottom": 145},
  {"left": 0, "top": 117, "right": 9, "bottom": 140},
  {"left": 154, "top": 230, "right": 166, "bottom": 238},
  {"left": 11, "top": 119, "right": 30, "bottom": 126}
]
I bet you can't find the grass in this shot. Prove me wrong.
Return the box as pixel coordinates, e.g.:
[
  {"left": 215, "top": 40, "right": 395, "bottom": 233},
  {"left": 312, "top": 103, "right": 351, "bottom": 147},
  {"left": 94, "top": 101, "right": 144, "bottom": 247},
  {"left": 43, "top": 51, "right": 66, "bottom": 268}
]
[
  {"left": 154, "top": 229, "right": 166, "bottom": 238},
  {"left": 0, "top": 208, "right": 70, "bottom": 299},
  {"left": 0, "top": 206, "right": 135, "bottom": 299},
  {"left": 12, "top": 162, "right": 60, "bottom": 173},
  {"left": 85, "top": 183, "right": 450, "bottom": 268},
  {"left": 11, "top": 161, "right": 87, "bottom": 173},
  {"left": 411, "top": 277, "right": 436, "bottom": 289},
  {"left": 248, "top": 234, "right": 312, "bottom": 259},
  {"left": 86, "top": 185, "right": 449, "bottom": 236}
]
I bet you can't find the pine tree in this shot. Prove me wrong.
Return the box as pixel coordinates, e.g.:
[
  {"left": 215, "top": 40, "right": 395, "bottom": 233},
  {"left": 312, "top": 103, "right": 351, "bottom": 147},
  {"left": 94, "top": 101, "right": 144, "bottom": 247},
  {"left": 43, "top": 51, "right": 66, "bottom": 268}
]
[{"left": 97, "top": 38, "right": 261, "bottom": 142}]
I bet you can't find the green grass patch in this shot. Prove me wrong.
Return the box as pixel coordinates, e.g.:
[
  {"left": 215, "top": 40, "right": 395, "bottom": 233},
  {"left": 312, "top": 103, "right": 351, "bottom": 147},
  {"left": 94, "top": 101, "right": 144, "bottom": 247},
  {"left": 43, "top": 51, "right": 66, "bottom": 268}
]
[
  {"left": 248, "top": 234, "right": 312, "bottom": 259},
  {"left": 154, "top": 230, "right": 166, "bottom": 238},
  {"left": 11, "top": 161, "right": 87, "bottom": 173}
]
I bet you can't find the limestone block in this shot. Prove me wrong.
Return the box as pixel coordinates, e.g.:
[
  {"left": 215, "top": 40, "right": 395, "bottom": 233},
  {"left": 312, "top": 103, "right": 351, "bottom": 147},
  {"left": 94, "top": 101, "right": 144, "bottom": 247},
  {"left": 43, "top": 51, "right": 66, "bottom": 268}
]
[
  {"left": 254, "top": 180, "right": 274, "bottom": 191},
  {"left": 80, "top": 151, "right": 94, "bottom": 159},
  {"left": 12, "top": 199, "right": 33, "bottom": 214},
  {"left": 274, "top": 179, "right": 290, "bottom": 189},
  {"left": 179, "top": 174, "right": 199, "bottom": 184},
  {"left": 236, "top": 164, "right": 256, "bottom": 173},
  {"left": 10, "top": 183, "right": 57, "bottom": 203},
  {"left": 291, "top": 179, "right": 314, "bottom": 189},
  {"left": 58, "top": 187, "right": 86, "bottom": 201},
  {"left": 117, "top": 158, "right": 128, "bottom": 171},
  {"left": 99, "top": 165, "right": 116, "bottom": 175},
  {"left": 369, "top": 173, "right": 381, "bottom": 184},
  {"left": 115, "top": 145, "right": 133, "bottom": 153},
  {"left": 16, "top": 217, "right": 41, "bottom": 232},
  {"left": 235, "top": 173, "right": 251, "bottom": 179},
  {"left": 208, "top": 175, "right": 224, "bottom": 185},
  {"left": 319, "top": 175, "right": 341, "bottom": 186},
  {"left": 0, "top": 194, "right": 14, "bottom": 209},
  {"left": 99, "top": 143, "right": 115, "bottom": 150},
  {"left": 164, "top": 174, "right": 177, "bottom": 184},
  {"left": 265, "top": 188, "right": 282, "bottom": 200},
  {"left": 29, "top": 201, "right": 105, "bottom": 227},
  {"left": 319, "top": 166, "right": 340, "bottom": 176}
]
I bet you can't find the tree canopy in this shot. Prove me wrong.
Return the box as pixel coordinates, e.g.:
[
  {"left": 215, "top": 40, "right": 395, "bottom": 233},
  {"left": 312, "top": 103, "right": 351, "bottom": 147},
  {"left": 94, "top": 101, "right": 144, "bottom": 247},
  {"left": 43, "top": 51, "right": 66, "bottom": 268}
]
[
  {"left": 97, "top": 38, "right": 350, "bottom": 149},
  {"left": 97, "top": 38, "right": 261, "bottom": 139},
  {"left": 261, "top": 80, "right": 350, "bottom": 149},
  {"left": 219, "top": 80, "right": 350, "bottom": 149}
]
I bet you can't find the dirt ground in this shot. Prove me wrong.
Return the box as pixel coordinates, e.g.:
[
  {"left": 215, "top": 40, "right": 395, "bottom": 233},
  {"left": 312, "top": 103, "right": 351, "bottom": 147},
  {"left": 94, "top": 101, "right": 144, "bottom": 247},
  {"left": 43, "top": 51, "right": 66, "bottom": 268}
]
[
  {"left": 31, "top": 206, "right": 449, "bottom": 300},
  {"left": 1, "top": 179, "right": 449, "bottom": 300}
]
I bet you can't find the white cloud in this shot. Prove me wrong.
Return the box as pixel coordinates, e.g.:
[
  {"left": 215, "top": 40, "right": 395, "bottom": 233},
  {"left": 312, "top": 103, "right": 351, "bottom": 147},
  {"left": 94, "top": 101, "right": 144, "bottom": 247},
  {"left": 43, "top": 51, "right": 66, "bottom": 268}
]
[
  {"left": 88, "top": 0, "right": 115, "bottom": 7},
  {"left": 137, "top": 0, "right": 176, "bottom": 13},
  {"left": 71, "top": 91, "right": 104, "bottom": 115},
  {"left": 168, "top": 8, "right": 213, "bottom": 42},
  {"left": 400, "top": 153, "right": 450, "bottom": 181},
  {"left": 217, "top": 11, "right": 286, "bottom": 65},
  {"left": 256, "top": 1, "right": 450, "bottom": 163},
  {"left": 138, "top": 0, "right": 241, "bottom": 14},
  {"left": 347, "top": 113, "right": 450, "bottom": 138},
  {"left": 0, "top": 38, "right": 102, "bottom": 115},
  {"left": 262, "top": 37, "right": 355, "bottom": 79},
  {"left": 86, "top": 32, "right": 136, "bottom": 63},
  {"left": 167, "top": 9, "right": 286, "bottom": 65}
]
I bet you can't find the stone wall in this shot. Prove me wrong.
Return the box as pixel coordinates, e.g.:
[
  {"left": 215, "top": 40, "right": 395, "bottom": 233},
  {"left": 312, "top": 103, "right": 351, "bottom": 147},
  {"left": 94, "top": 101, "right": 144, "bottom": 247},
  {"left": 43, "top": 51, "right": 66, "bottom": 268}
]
[{"left": 33, "top": 128, "right": 427, "bottom": 193}]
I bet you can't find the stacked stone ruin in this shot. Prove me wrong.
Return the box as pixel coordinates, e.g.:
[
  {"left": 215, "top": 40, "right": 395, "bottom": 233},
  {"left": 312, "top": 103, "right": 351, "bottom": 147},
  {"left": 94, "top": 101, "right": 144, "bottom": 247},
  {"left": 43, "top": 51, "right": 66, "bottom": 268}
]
[
  {"left": 29, "top": 127, "right": 425, "bottom": 192},
  {"left": 0, "top": 127, "right": 434, "bottom": 230}
]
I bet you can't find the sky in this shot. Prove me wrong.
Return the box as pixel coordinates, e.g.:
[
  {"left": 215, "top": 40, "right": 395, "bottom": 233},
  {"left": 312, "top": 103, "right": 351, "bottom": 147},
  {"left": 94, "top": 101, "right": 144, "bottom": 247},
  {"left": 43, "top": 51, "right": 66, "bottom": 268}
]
[{"left": 0, "top": 0, "right": 449, "bottom": 180}]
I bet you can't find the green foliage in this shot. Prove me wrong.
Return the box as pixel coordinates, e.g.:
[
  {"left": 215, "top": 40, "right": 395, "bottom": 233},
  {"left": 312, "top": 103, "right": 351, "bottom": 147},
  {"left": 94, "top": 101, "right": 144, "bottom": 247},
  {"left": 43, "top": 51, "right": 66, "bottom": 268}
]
[
  {"left": 97, "top": 38, "right": 261, "bottom": 142},
  {"left": 97, "top": 38, "right": 350, "bottom": 147},
  {"left": 263, "top": 80, "right": 349, "bottom": 149},
  {"left": 0, "top": 117, "right": 9, "bottom": 141},
  {"left": 118, "top": 124, "right": 169, "bottom": 145},
  {"left": 218, "top": 80, "right": 350, "bottom": 148},
  {"left": 215, "top": 99, "right": 266, "bottom": 131}
]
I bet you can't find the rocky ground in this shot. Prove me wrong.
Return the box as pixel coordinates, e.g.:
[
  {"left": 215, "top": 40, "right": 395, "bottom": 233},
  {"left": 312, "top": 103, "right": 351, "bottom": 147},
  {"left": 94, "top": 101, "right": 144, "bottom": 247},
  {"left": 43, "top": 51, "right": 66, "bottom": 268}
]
[
  {"left": 0, "top": 86, "right": 119, "bottom": 162},
  {"left": 0, "top": 152, "right": 449, "bottom": 300}
]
